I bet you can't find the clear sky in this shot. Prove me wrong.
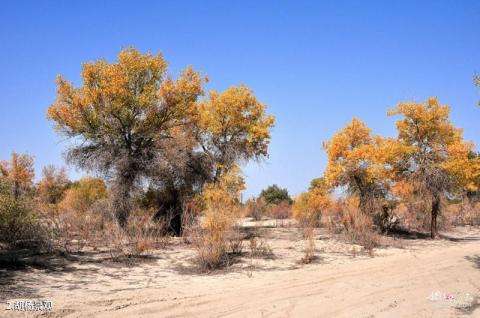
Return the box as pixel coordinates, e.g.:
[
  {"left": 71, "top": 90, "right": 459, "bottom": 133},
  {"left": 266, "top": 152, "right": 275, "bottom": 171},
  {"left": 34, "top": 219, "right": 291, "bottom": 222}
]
[{"left": 1, "top": 0, "right": 479, "bottom": 198}]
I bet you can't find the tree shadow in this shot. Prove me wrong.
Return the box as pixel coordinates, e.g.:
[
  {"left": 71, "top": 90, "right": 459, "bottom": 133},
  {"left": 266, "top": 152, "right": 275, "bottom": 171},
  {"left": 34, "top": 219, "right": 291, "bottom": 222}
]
[
  {"left": 438, "top": 234, "right": 480, "bottom": 242},
  {"left": 384, "top": 227, "right": 431, "bottom": 240},
  {"left": 0, "top": 248, "right": 160, "bottom": 300},
  {"left": 385, "top": 227, "right": 480, "bottom": 242},
  {"left": 455, "top": 295, "right": 480, "bottom": 315},
  {"left": 465, "top": 255, "right": 480, "bottom": 270}
]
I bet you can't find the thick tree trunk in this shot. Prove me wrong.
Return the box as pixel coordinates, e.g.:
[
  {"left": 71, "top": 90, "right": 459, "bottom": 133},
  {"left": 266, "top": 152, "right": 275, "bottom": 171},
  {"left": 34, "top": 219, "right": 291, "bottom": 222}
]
[
  {"left": 113, "top": 173, "right": 135, "bottom": 230},
  {"left": 154, "top": 194, "right": 183, "bottom": 236},
  {"left": 431, "top": 194, "right": 440, "bottom": 239}
]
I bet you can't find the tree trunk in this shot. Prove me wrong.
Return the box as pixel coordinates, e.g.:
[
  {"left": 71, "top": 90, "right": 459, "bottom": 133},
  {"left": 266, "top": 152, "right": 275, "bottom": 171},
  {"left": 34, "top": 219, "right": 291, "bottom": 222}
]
[
  {"left": 13, "top": 180, "right": 20, "bottom": 201},
  {"left": 113, "top": 173, "right": 134, "bottom": 230},
  {"left": 153, "top": 188, "right": 183, "bottom": 236},
  {"left": 431, "top": 194, "right": 440, "bottom": 239}
]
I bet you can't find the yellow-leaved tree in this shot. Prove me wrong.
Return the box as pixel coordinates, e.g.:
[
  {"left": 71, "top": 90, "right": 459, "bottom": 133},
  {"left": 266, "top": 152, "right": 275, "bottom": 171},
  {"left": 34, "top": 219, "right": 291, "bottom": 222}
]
[
  {"left": 324, "top": 118, "right": 388, "bottom": 215},
  {"left": 388, "top": 97, "right": 473, "bottom": 238},
  {"left": 293, "top": 177, "right": 331, "bottom": 226},
  {"left": 37, "top": 165, "right": 70, "bottom": 205},
  {"left": 48, "top": 47, "right": 274, "bottom": 233},
  {"left": 59, "top": 177, "right": 108, "bottom": 214},
  {"left": 193, "top": 86, "right": 275, "bottom": 181},
  {"left": 47, "top": 47, "right": 205, "bottom": 228},
  {"left": 0, "top": 152, "right": 35, "bottom": 200}
]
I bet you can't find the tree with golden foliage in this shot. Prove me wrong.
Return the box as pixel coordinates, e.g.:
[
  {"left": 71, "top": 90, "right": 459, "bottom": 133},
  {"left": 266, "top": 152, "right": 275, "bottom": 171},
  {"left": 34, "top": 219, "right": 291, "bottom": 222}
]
[
  {"left": 48, "top": 47, "right": 204, "bottom": 228},
  {"left": 48, "top": 47, "right": 275, "bottom": 231},
  {"left": 151, "top": 85, "right": 274, "bottom": 234},
  {"left": 324, "top": 118, "right": 388, "bottom": 215},
  {"left": 59, "top": 177, "right": 108, "bottom": 214},
  {"left": 193, "top": 86, "right": 275, "bottom": 181},
  {"left": 0, "top": 152, "right": 35, "bottom": 200},
  {"left": 292, "top": 180, "right": 331, "bottom": 226},
  {"left": 442, "top": 144, "right": 480, "bottom": 202},
  {"left": 37, "top": 165, "right": 70, "bottom": 205},
  {"left": 388, "top": 97, "right": 472, "bottom": 238}
]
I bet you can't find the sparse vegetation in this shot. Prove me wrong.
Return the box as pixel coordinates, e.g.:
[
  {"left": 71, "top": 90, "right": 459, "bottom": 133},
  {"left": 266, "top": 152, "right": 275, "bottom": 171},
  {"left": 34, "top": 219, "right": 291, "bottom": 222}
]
[{"left": 190, "top": 168, "right": 245, "bottom": 270}]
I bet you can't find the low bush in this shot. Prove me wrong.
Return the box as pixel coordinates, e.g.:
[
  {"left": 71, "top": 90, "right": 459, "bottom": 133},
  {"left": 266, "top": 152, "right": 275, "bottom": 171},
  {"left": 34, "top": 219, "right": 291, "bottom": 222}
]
[
  {"left": 245, "top": 197, "right": 267, "bottom": 221},
  {"left": 445, "top": 201, "right": 480, "bottom": 226},
  {"left": 300, "top": 219, "right": 316, "bottom": 264},
  {"left": 292, "top": 189, "right": 330, "bottom": 227},
  {"left": 0, "top": 195, "right": 48, "bottom": 249},
  {"left": 340, "top": 199, "right": 380, "bottom": 255},
  {"left": 267, "top": 201, "right": 292, "bottom": 219},
  {"left": 191, "top": 168, "right": 245, "bottom": 270}
]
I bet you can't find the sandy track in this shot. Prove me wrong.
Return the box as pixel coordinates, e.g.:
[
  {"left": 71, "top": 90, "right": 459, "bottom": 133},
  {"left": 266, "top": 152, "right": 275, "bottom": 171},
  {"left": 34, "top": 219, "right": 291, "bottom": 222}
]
[
  {"left": 5, "top": 228, "right": 480, "bottom": 318},
  {"left": 100, "top": 244, "right": 479, "bottom": 317},
  {"left": 36, "top": 240, "right": 480, "bottom": 317}
]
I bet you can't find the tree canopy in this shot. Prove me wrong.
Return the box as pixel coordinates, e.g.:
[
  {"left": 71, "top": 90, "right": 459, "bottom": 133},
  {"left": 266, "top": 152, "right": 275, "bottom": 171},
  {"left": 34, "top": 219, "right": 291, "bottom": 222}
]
[
  {"left": 260, "top": 184, "right": 292, "bottom": 205},
  {"left": 48, "top": 47, "right": 274, "bottom": 230}
]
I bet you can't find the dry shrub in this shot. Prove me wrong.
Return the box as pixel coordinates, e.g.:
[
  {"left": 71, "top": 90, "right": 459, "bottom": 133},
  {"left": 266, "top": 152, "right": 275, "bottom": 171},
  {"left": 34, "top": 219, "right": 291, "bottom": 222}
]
[
  {"left": 191, "top": 205, "right": 242, "bottom": 269},
  {"left": 445, "top": 201, "right": 480, "bottom": 226},
  {"left": 292, "top": 190, "right": 329, "bottom": 227},
  {"left": 323, "top": 200, "right": 344, "bottom": 233},
  {"left": 48, "top": 199, "right": 169, "bottom": 259},
  {"left": 45, "top": 198, "right": 110, "bottom": 252},
  {"left": 191, "top": 168, "right": 245, "bottom": 270},
  {"left": 340, "top": 198, "right": 380, "bottom": 255},
  {"left": 245, "top": 197, "right": 267, "bottom": 221},
  {"left": 267, "top": 201, "right": 292, "bottom": 219},
  {"left": 229, "top": 223, "right": 244, "bottom": 255},
  {"left": 105, "top": 210, "right": 169, "bottom": 262},
  {"left": 248, "top": 235, "right": 273, "bottom": 258},
  {"left": 393, "top": 198, "right": 431, "bottom": 231},
  {"left": 181, "top": 201, "right": 202, "bottom": 244},
  {"left": 300, "top": 220, "right": 316, "bottom": 264},
  {"left": 292, "top": 189, "right": 331, "bottom": 262}
]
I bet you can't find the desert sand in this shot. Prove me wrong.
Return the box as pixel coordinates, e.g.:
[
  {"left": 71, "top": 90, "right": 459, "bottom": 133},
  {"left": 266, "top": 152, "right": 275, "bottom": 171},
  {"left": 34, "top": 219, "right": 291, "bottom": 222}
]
[{"left": 2, "top": 224, "right": 480, "bottom": 318}]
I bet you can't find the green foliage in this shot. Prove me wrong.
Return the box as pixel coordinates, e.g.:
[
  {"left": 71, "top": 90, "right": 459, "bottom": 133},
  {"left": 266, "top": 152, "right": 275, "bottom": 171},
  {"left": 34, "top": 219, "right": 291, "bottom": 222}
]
[
  {"left": 260, "top": 184, "right": 292, "bottom": 205},
  {"left": 0, "top": 194, "right": 39, "bottom": 247}
]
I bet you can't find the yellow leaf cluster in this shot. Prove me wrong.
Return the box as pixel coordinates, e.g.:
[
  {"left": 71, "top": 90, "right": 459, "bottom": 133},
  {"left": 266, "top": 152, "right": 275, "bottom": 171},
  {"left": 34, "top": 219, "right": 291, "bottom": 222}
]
[
  {"left": 388, "top": 97, "right": 475, "bottom": 194},
  {"left": 324, "top": 118, "right": 386, "bottom": 189},
  {"left": 293, "top": 178, "right": 331, "bottom": 223},
  {"left": 194, "top": 85, "right": 275, "bottom": 162}
]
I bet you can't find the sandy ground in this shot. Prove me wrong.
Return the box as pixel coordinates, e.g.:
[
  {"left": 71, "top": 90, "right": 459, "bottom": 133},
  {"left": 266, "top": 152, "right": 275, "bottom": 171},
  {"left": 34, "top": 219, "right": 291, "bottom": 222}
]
[{"left": 2, "top": 223, "right": 480, "bottom": 318}]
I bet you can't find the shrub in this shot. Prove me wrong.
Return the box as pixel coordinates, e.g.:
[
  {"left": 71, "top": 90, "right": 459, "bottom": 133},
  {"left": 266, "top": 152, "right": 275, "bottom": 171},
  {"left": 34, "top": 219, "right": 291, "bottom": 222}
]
[
  {"left": 248, "top": 235, "right": 273, "bottom": 258},
  {"left": 58, "top": 177, "right": 108, "bottom": 214},
  {"left": 301, "top": 224, "right": 316, "bottom": 264},
  {"left": 292, "top": 189, "right": 330, "bottom": 227},
  {"left": 245, "top": 197, "right": 267, "bottom": 221},
  {"left": 106, "top": 210, "right": 169, "bottom": 261},
  {"left": 191, "top": 168, "right": 244, "bottom": 270},
  {"left": 267, "top": 201, "right": 292, "bottom": 219},
  {"left": 340, "top": 198, "right": 380, "bottom": 254},
  {"left": 36, "top": 165, "right": 70, "bottom": 205},
  {"left": 50, "top": 200, "right": 168, "bottom": 257},
  {"left": 0, "top": 195, "right": 47, "bottom": 249},
  {"left": 444, "top": 201, "right": 480, "bottom": 227},
  {"left": 260, "top": 184, "right": 292, "bottom": 205}
]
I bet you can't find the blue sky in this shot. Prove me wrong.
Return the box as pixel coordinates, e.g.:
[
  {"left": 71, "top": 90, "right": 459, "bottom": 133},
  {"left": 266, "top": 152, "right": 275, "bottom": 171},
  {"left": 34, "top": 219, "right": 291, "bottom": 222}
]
[{"left": 1, "top": 0, "right": 479, "bottom": 198}]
